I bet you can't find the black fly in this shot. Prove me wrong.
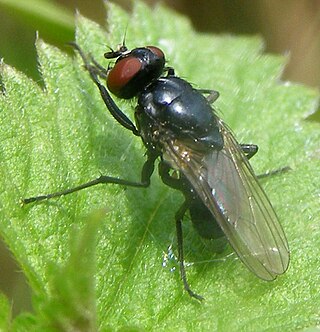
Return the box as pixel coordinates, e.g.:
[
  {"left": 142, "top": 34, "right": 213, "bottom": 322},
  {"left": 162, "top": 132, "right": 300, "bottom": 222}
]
[{"left": 23, "top": 42, "right": 290, "bottom": 300}]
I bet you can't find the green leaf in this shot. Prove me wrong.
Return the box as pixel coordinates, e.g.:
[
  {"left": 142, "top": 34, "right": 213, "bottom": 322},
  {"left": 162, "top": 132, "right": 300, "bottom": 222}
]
[
  {"left": 0, "top": 294, "right": 11, "bottom": 330},
  {"left": 0, "top": 1, "right": 319, "bottom": 331},
  {"left": 34, "top": 210, "right": 100, "bottom": 331}
]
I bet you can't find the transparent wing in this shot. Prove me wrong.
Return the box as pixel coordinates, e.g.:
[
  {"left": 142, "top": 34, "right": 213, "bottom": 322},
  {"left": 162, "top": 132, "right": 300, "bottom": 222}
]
[{"left": 163, "top": 119, "right": 289, "bottom": 280}]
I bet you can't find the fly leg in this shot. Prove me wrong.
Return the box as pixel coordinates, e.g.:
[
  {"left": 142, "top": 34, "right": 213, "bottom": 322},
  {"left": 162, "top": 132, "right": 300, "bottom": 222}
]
[
  {"left": 69, "top": 42, "right": 139, "bottom": 136},
  {"left": 175, "top": 201, "right": 204, "bottom": 301},
  {"left": 198, "top": 89, "right": 220, "bottom": 104},
  {"left": 256, "top": 166, "right": 291, "bottom": 179},
  {"left": 240, "top": 143, "right": 258, "bottom": 160},
  {"left": 240, "top": 144, "right": 290, "bottom": 178},
  {"left": 23, "top": 152, "right": 158, "bottom": 204},
  {"left": 159, "top": 161, "right": 204, "bottom": 301}
]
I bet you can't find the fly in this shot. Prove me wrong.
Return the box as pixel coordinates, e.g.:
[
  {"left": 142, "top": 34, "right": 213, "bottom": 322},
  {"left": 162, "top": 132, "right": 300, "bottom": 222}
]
[{"left": 23, "top": 41, "right": 290, "bottom": 300}]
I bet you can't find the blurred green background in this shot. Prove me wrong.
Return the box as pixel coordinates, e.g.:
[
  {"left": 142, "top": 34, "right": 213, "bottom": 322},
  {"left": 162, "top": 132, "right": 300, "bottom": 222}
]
[
  {"left": 0, "top": 0, "right": 319, "bottom": 317},
  {"left": 1, "top": 0, "right": 320, "bottom": 86}
]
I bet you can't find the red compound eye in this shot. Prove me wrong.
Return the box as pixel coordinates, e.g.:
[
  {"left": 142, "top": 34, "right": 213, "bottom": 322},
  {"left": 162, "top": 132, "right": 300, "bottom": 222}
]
[
  {"left": 106, "top": 46, "right": 166, "bottom": 99},
  {"left": 146, "top": 46, "right": 165, "bottom": 60},
  {"left": 107, "top": 56, "right": 142, "bottom": 97}
]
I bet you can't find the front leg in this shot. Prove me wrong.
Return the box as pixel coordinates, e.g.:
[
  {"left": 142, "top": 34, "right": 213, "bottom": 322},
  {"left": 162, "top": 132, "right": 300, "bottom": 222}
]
[{"left": 69, "top": 42, "right": 139, "bottom": 136}]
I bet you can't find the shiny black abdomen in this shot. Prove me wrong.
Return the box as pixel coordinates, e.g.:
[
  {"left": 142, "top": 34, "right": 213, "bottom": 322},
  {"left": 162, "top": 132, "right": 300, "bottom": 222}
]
[{"left": 189, "top": 196, "right": 224, "bottom": 240}]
